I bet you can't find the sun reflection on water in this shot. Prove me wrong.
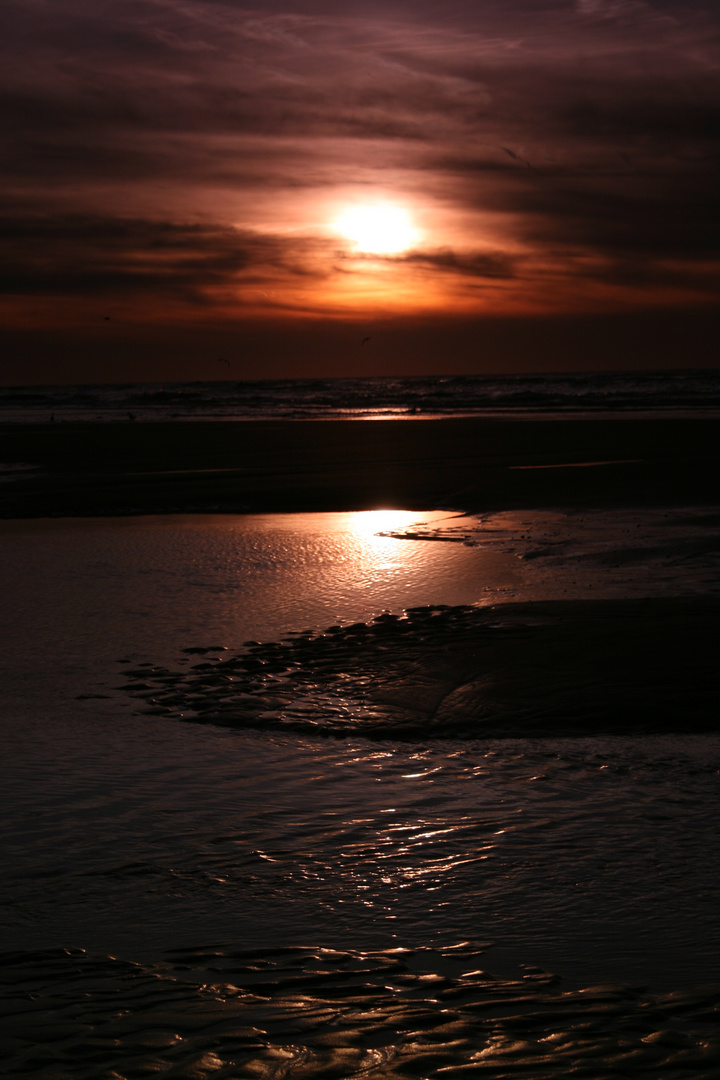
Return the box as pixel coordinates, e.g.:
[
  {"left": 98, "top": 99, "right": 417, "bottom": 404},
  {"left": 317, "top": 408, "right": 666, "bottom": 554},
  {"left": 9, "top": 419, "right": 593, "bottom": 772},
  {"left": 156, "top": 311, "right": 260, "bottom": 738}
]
[
  {"left": 337, "top": 509, "right": 448, "bottom": 592},
  {"left": 348, "top": 509, "right": 426, "bottom": 538}
]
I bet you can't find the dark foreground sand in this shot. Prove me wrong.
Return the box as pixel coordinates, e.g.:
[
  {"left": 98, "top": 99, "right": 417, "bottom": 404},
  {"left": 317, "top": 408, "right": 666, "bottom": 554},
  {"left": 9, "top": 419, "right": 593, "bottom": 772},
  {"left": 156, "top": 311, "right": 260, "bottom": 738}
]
[
  {"left": 1, "top": 416, "right": 719, "bottom": 517},
  {"left": 3, "top": 945, "right": 720, "bottom": 1079}
]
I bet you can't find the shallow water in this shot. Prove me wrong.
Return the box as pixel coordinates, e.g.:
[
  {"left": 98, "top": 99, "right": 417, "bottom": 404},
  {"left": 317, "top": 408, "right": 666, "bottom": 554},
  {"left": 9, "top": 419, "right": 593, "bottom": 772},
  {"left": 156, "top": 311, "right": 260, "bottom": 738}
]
[
  {"left": 1, "top": 509, "right": 719, "bottom": 1077},
  {"left": 3, "top": 710, "right": 720, "bottom": 990},
  {"left": 0, "top": 510, "right": 515, "bottom": 707}
]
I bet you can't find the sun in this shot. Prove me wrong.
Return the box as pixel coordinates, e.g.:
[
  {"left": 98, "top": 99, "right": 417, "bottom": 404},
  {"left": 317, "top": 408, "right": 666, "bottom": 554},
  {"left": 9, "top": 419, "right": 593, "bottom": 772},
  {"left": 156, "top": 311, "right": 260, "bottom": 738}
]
[{"left": 334, "top": 204, "right": 418, "bottom": 255}]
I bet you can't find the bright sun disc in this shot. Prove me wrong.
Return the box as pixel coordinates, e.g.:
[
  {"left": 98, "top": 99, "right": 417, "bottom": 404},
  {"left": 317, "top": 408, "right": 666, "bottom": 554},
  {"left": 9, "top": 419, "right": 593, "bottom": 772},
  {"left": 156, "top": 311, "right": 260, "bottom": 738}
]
[{"left": 335, "top": 205, "right": 418, "bottom": 255}]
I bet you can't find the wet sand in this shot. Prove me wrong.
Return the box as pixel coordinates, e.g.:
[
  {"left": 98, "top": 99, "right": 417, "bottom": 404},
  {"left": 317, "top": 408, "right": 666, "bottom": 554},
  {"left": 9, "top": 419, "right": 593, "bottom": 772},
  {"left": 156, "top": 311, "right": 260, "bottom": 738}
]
[
  {"left": 3, "top": 944, "right": 720, "bottom": 1079},
  {"left": 1, "top": 415, "right": 719, "bottom": 516}
]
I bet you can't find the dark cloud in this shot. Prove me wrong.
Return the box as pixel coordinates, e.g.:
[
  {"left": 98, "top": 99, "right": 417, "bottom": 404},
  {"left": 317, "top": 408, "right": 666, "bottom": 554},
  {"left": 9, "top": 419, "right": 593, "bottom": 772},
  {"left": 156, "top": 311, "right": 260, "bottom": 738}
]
[
  {"left": 0, "top": 216, "right": 331, "bottom": 303},
  {"left": 522, "top": 180, "right": 720, "bottom": 258},
  {"left": 4, "top": 2, "right": 718, "bottom": 175},
  {"left": 563, "top": 98, "right": 720, "bottom": 144},
  {"left": 392, "top": 249, "right": 517, "bottom": 279}
]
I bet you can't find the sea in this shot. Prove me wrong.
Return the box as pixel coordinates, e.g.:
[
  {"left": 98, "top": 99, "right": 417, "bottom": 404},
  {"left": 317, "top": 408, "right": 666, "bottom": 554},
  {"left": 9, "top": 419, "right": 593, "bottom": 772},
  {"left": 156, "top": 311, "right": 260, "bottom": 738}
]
[
  {"left": 1, "top": 368, "right": 719, "bottom": 423},
  {"left": 1, "top": 372, "right": 719, "bottom": 1077}
]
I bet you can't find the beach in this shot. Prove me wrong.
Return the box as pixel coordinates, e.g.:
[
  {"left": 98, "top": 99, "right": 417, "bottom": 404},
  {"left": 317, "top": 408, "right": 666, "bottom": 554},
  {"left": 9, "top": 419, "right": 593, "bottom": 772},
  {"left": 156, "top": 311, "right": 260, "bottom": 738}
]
[
  {"left": 2, "top": 0, "right": 719, "bottom": 1061},
  {"left": 1, "top": 414, "right": 719, "bottom": 1078}
]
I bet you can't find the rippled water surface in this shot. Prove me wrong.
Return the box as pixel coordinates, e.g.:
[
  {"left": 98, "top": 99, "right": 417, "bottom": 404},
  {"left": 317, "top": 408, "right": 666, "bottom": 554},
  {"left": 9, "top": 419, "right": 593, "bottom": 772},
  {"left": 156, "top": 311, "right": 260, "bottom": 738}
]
[
  {"left": 1, "top": 510, "right": 719, "bottom": 1077},
  {"left": 1, "top": 510, "right": 512, "bottom": 700},
  {"left": 3, "top": 712, "right": 719, "bottom": 990}
]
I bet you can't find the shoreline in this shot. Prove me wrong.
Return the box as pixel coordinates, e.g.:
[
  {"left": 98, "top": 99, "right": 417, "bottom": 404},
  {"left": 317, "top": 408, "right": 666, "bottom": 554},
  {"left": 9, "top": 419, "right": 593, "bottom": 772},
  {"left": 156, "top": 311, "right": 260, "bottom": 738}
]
[{"left": 1, "top": 415, "right": 719, "bottom": 518}]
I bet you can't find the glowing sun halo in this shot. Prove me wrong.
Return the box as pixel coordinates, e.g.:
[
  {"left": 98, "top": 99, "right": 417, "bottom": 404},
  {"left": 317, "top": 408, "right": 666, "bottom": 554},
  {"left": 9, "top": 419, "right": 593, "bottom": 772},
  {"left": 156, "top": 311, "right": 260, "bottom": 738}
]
[{"left": 335, "top": 205, "right": 418, "bottom": 255}]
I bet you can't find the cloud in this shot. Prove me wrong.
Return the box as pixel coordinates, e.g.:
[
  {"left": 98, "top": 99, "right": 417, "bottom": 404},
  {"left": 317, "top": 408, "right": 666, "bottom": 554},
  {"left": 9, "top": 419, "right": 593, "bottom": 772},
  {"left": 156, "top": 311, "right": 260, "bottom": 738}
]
[
  {"left": 0, "top": 211, "right": 525, "bottom": 314},
  {"left": 3, "top": 2, "right": 717, "bottom": 167},
  {"left": 0, "top": 215, "right": 333, "bottom": 305},
  {"left": 392, "top": 249, "right": 517, "bottom": 280},
  {"left": 1, "top": 0, "right": 718, "bottom": 331}
]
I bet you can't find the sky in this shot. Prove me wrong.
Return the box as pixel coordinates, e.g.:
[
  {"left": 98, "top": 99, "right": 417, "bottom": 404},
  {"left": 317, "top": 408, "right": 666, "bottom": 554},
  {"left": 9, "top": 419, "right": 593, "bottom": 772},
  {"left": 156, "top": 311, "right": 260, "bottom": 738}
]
[{"left": 1, "top": 0, "right": 718, "bottom": 382}]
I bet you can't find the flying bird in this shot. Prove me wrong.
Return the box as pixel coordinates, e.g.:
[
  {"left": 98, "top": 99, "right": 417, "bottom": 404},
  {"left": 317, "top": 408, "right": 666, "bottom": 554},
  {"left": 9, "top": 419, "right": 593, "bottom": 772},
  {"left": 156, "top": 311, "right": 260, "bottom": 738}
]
[
  {"left": 360, "top": 336, "right": 370, "bottom": 346},
  {"left": 502, "top": 146, "right": 533, "bottom": 168},
  {"left": 217, "top": 357, "right": 230, "bottom": 366}
]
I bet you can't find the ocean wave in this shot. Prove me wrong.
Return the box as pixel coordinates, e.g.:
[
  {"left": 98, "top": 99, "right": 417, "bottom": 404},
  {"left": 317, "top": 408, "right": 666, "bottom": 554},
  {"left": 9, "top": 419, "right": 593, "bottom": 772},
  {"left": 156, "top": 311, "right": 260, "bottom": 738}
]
[{"left": 2, "top": 370, "right": 719, "bottom": 422}]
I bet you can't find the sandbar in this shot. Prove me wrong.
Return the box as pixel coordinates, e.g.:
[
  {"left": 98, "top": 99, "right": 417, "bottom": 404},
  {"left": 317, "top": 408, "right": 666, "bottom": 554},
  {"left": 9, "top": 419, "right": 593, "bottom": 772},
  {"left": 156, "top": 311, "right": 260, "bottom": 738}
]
[{"left": 1, "top": 415, "right": 719, "bottom": 517}]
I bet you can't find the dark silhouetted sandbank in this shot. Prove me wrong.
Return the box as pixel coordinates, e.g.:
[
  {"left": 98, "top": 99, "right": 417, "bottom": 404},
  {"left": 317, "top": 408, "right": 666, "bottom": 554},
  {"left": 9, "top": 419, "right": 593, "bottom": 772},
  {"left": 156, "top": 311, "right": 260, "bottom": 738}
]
[
  {"left": 122, "top": 596, "right": 719, "bottom": 739},
  {"left": 1, "top": 416, "right": 719, "bottom": 517}
]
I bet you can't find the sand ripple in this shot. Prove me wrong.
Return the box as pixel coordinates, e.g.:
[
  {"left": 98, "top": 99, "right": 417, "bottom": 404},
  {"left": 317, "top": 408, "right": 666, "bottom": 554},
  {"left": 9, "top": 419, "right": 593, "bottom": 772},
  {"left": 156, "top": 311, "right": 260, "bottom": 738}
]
[{"left": 2, "top": 944, "right": 720, "bottom": 1078}]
